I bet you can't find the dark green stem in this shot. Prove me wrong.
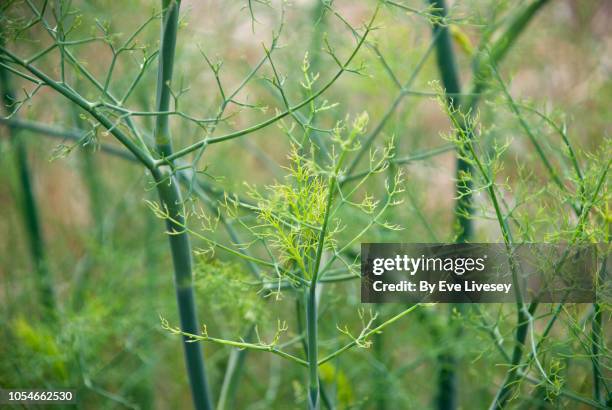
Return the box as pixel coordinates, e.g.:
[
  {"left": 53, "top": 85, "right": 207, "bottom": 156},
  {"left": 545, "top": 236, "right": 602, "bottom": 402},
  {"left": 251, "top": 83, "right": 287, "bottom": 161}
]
[
  {"left": 429, "top": 0, "right": 462, "bottom": 110},
  {"left": 432, "top": 3, "right": 552, "bottom": 403},
  {"left": 153, "top": 1, "right": 212, "bottom": 409},
  {"left": 306, "top": 286, "right": 320, "bottom": 410},
  {"left": 427, "top": 0, "right": 471, "bottom": 242},
  {"left": 428, "top": 2, "right": 463, "bottom": 408},
  {"left": 591, "top": 257, "right": 606, "bottom": 404},
  {"left": 373, "top": 310, "right": 387, "bottom": 410},
  {"left": 154, "top": 170, "right": 212, "bottom": 410},
  {"left": 434, "top": 305, "right": 464, "bottom": 410},
  {"left": 0, "top": 64, "right": 56, "bottom": 317}
]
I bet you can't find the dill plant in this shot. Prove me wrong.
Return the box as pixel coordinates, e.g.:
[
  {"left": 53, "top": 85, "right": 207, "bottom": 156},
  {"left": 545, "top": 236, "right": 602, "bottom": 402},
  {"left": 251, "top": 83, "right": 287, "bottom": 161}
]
[
  {"left": 156, "top": 110, "right": 416, "bottom": 410},
  {"left": 0, "top": 1, "right": 395, "bottom": 408},
  {"left": 434, "top": 81, "right": 611, "bottom": 409},
  {"left": 0, "top": 1, "right": 609, "bottom": 409}
]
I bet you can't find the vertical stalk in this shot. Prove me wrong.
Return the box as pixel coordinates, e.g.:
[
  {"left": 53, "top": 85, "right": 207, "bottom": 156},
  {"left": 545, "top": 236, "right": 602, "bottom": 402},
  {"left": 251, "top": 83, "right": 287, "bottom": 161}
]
[
  {"left": 428, "top": 0, "right": 471, "bottom": 242},
  {"left": 153, "top": 1, "right": 212, "bottom": 409},
  {"left": 373, "top": 323, "right": 387, "bottom": 410},
  {"left": 591, "top": 251, "right": 607, "bottom": 404},
  {"left": 304, "top": 3, "right": 334, "bottom": 407},
  {"left": 592, "top": 302, "right": 603, "bottom": 403},
  {"left": 0, "top": 65, "right": 56, "bottom": 317},
  {"left": 306, "top": 142, "right": 343, "bottom": 409},
  {"left": 428, "top": 2, "right": 463, "bottom": 409},
  {"left": 429, "top": 2, "right": 550, "bottom": 408},
  {"left": 217, "top": 325, "right": 254, "bottom": 410},
  {"left": 428, "top": 0, "right": 462, "bottom": 109},
  {"left": 154, "top": 170, "right": 212, "bottom": 410},
  {"left": 306, "top": 285, "right": 320, "bottom": 410},
  {"left": 305, "top": 0, "right": 330, "bottom": 162},
  {"left": 435, "top": 345, "right": 459, "bottom": 410}
]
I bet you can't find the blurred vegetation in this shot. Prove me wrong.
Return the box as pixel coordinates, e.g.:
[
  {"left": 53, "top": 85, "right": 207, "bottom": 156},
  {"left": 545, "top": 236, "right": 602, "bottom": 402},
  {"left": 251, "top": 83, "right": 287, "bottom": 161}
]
[{"left": 0, "top": 0, "right": 610, "bottom": 409}]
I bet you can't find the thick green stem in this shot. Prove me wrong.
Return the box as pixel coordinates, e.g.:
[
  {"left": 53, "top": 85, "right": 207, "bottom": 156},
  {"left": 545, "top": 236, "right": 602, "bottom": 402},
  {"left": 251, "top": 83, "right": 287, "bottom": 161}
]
[
  {"left": 373, "top": 310, "right": 387, "bottom": 410},
  {"left": 155, "top": 0, "right": 180, "bottom": 155},
  {"left": 433, "top": 3, "right": 551, "bottom": 405},
  {"left": 153, "top": 1, "right": 212, "bottom": 409},
  {"left": 0, "top": 65, "right": 56, "bottom": 317},
  {"left": 306, "top": 286, "right": 320, "bottom": 410},
  {"left": 428, "top": 2, "right": 463, "bottom": 408},
  {"left": 155, "top": 171, "right": 212, "bottom": 410},
  {"left": 304, "top": 165, "right": 339, "bottom": 410},
  {"left": 429, "top": 0, "right": 462, "bottom": 110}
]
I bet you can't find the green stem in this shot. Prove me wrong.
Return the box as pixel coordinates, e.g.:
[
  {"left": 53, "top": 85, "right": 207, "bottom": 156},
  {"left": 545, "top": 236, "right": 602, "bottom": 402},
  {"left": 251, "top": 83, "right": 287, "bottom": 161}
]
[
  {"left": 306, "top": 286, "right": 320, "bottom": 410},
  {"left": 153, "top": 1, "right": 212, "bottom": 409},
  {"left": 433, "top": 4, "right": 552, "bottom": 405},
  {"left": 0, "top": 45, "right": 156, "bottom": 169},
  {"left": 155, "top": 171, "right": 212, "bottom": 410},
  {"left": 427, "top": 0, "right": 471, "bottom": 241},
  {"left": 455, "top": 0, "right": 551, "bottom": 241},
  {"left": 445, "top": 102, "right": 535, "bottom": 410},
  {"left": 429, "top": 0, "right": 462, "bottom": 110},
  {"left": 304, "top": 143, "right": 345, "bottom": 409},
  {"left": 496, "top": 67, "right": 608, "bottom": 404},
  {"left": 428, "top": 2, "right": 463, "bottom": 408},
  {"left": 373, "top": 306, "right": 387, "bottom": 410},
  {"left": 0, "top": 64, "right": 56, "bottom": 317},
  {"left": 486, "top": 154, "right": 610, "bottom": 410},
  {"left": 466, "top": 0, "right": 551, "bottom": 113},
  {"left": 155, "top": 0, "right": 179, "bottom": 155},
  {"left": 216, "top": 325, "right": 254, "bottom": 410},
  {"left": 318, "top": 304, "right": 422, "bottom": 366},
  {"left": 163, "top": 324, "right": 308, "bottom": 366},
  {"left": 0, "top": 118, "right": 137, "bottom": 161},
  {"left": 591, "top": 254, "right": 607, "bottom": 404}
]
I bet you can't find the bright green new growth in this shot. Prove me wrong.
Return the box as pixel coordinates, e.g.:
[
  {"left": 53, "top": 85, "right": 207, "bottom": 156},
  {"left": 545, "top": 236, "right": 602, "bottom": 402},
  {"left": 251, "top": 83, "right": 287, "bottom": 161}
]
[
  {"left": 247, "top": 147, "right": 332, "bottom": 281},
  {"left": 153, "top": 108, "right": 408, "bottom": 410}
]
